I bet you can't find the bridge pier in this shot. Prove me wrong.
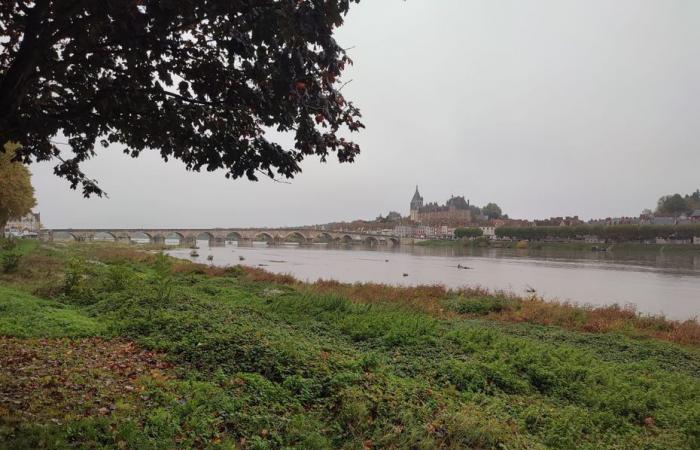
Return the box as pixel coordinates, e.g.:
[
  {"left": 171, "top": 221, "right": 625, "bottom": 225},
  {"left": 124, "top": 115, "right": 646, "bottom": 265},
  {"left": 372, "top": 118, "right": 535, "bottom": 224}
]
[
  {"left": 152, "top": 236, "right": 165, "bottom": 245},
  {"left": 236, "top": 238, "right": 252, "bottom": 246},
  {"left": 181, "top": 236, "right": 196, "bottom": 248}
]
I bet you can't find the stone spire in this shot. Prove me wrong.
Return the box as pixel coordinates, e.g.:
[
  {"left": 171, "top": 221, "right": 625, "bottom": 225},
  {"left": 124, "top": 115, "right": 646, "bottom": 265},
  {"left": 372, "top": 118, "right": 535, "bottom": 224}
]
[{"left": 410, "top": 185, "right": 423, "bottom": 211}]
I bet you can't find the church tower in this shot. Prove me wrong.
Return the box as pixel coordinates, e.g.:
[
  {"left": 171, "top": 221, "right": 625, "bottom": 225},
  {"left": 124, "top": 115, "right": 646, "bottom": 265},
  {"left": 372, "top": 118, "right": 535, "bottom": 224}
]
[{"left": 410, "top": 185, "right": 423, "bottom": 221}]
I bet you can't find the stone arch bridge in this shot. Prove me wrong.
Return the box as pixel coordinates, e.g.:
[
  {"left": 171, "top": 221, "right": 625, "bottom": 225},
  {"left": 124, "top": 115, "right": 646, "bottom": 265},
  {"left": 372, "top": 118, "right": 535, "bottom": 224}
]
[{"left": 42, "top": 228, "right": 401, "bottom": 247}]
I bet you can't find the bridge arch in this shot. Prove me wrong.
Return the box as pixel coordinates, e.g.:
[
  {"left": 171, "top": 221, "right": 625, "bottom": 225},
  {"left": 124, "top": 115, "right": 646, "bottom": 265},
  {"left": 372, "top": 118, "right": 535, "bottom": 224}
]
[
  {"left": 225, "top": 231, "right": 243, "bottom": 241},
  {"left": 164, "top": 232, "right": 185, "bottom": 245},
  {"left": 53, "top": 231, "right": 77, "bottom": 241},
  {"left": 314, "top": 232, "right": 334, "bottom": 243},
  {"left": 388, "top": 237, "right": 400, "bottom": 247},
  {"left": 254, "top": 232, "right": 274, "bottom": 243},
  {"left": 284, "top": 231, "right": 307, "bottom": 243},
  {"left": 196, "top": 231, "right": 214, "bottom": 242},
  {"left": 129, "top": 231, "right": 152, "bottom": 243},
  {"left": 341, "top": 234, "right": 353, "bottom": 244},
  {"left": 93, "top": 231, "right": 117, "bottom": 241},
  {"left": 364, "top": 236, "right": 379, "bottom": 247}
]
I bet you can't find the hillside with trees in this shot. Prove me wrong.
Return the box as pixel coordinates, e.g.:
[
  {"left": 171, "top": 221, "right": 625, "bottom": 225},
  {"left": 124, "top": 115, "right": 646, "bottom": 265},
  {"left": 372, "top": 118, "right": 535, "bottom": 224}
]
[{"left": 656, "top": 190, "right": 700, "bottom": 216}]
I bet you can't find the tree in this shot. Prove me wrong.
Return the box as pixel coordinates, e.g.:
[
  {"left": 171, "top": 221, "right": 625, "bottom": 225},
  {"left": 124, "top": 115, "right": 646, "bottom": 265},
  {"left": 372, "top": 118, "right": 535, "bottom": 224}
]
[
  {"left": 657, "top": 194, "right": 690, "bottom": 217},
  {"left": 0, "top": 143, "right": 36, "bottom": 235},
  {"left": 686, "top": 190, "right": 700, "bottom": 211},
  {"left": 455, "top": 227, "right": 483, "bottom": 239},
  {"left": 482, "top": 203, "right": 503, "bottom": 220},
  {"left": 0, "top": 1, "right": 363, "bottom": 196}
]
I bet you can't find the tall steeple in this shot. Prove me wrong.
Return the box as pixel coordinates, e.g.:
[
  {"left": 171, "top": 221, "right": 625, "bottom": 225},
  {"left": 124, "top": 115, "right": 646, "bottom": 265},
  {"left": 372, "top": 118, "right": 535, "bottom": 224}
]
[{"left": 410, "top": 185, "right": 423, "bottom": 211}]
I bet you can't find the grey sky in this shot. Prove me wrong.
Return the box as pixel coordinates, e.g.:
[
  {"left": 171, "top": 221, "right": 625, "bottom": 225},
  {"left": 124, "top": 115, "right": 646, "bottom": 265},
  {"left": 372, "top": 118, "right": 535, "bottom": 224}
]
[{"left": 31, "top": 0, "right": 700, "bottom": 228}]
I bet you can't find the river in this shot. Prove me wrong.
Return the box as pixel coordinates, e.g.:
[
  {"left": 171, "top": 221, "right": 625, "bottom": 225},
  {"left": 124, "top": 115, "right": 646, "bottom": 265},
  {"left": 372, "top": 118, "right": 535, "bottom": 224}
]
[{"left": 166, "top": 242, "right": 700, "bottom": 320}]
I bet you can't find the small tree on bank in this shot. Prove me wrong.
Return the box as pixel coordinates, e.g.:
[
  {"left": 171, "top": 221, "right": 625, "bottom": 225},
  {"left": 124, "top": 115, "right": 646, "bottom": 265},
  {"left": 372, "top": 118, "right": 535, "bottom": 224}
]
[
  {"left": 0, "top": 1, "right": 363, "bottom": 196},
  {"left": 0, "top": 143, "right": 36, "bottom": 235}
]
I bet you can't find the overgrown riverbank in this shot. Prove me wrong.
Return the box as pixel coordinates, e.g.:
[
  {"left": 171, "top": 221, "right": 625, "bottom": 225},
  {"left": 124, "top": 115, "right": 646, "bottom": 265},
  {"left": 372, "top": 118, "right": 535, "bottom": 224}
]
[
  {"left": 1, "top": 241, "right": 699, "bottom": 449},
  {"left": 417, "top": 238, "right": 700, "bottom": 254}
]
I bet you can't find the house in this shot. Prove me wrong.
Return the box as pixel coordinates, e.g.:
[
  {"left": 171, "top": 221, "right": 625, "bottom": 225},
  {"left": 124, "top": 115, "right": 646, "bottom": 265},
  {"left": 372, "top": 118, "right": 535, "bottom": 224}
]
[
  {"left": 3, "top": 211, "right": 42, "bottom": 237},
  {"left": 651, "top": 216, "right": 675, "bottom": 226},
  {"left": 691, "top": 210, "right": 700, "bottom": 222}
]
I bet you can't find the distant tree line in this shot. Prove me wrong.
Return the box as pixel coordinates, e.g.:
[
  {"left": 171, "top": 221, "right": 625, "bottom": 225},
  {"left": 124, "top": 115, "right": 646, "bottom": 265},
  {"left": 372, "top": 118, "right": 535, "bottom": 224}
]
[
  {"left": 495, "top": 224, "right": 700, "bottom": 242},
  {"left": 466, "top": 202, "right": 506, "bottom": 220},
  {"left": 656, "top": 190, "right": 700, "bottom": 217}
]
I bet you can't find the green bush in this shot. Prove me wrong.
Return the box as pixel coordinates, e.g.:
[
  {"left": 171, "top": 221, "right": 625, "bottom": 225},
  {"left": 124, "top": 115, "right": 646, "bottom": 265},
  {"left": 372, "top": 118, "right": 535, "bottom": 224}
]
[
  {"left": 446, "top": 296, "right": 512, "bottom": 315},
  {"left": 1, "top": 251, "right": 21, "bottom": 273},
  {"left": 1, "top": 237, "right": 17, "bottom": 251},
  {"left": 61, "top": 258, "right": 98, "bottom": 304},
  {"left": 152, "top": 252, "right": 173, "bottom": 303},
  {"left": 104, "top": 264, "right": 135, "bottom": 291}
]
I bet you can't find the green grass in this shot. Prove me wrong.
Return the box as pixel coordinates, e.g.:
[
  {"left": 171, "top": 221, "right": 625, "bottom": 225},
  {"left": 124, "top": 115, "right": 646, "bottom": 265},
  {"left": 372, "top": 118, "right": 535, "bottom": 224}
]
[
  {"left": 0, "top": 286, "right": 105, "bottom": 338},
  {"left": 0, "top": 242, "right": 699, "bottom": 449}
]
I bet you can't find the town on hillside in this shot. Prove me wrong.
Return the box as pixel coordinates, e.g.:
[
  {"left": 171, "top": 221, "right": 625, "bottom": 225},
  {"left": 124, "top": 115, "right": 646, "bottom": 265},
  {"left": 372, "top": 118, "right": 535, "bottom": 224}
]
[
  {"left": 5, "top": 188, "right": 700, "bottom": 245},
  {"left": 310, "top": 187, "right": 700, "bottom": 243}
]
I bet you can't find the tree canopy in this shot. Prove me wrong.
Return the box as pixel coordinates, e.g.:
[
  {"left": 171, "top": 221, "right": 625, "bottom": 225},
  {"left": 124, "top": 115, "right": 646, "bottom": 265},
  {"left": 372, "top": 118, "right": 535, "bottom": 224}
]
[
  {"left": 0, "top": 143, "right": 36, "bottom": 233},
  {"left": 455, "top": 227, "right": 483, "bottom": 239},
  {"left": 656, "top": 191, "right": 699, "bottom": 216},
  {"left": 0, "top": 0, "right": 363, "bottom": 196},
  {"left": 482, "top": 203, "right": 503, "bottom": 220}
]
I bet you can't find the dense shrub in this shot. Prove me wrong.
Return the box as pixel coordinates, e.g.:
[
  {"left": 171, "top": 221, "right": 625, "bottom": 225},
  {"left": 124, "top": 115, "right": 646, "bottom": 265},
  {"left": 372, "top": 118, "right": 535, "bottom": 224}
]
[{"left": 1, "top": 252, "right": 21, "bottom": 273}]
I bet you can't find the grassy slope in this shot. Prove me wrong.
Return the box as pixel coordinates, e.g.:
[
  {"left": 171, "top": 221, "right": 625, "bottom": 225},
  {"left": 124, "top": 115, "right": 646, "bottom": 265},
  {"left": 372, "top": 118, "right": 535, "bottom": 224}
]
[
  {"left": 0, "top": 243, "right": 699, "bottom": 449},
  {"left": 0, "top": 286, "right": 104, "bottom": 337}
]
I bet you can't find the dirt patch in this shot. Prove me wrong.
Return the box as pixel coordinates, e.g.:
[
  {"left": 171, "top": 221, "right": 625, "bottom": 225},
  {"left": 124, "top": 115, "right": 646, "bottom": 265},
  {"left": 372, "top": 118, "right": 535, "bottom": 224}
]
[{"left": 0, "top": 337, "right": 172, "bottom": 424}]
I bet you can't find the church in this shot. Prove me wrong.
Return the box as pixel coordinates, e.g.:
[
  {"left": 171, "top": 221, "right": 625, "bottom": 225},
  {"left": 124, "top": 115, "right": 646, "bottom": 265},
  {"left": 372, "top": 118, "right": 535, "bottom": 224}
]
[{"left": 409, "top": 186, "right": 472, "bottom": 225}]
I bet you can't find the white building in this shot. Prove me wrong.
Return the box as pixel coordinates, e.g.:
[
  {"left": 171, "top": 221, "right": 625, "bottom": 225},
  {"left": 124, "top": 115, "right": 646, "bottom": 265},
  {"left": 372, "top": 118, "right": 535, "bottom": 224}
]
[
  {"left": 3, "top": 211, "right": 42, "bottom": 237},
  {"left": 479, "top": 226, "right": 496, "bottom": 239}
]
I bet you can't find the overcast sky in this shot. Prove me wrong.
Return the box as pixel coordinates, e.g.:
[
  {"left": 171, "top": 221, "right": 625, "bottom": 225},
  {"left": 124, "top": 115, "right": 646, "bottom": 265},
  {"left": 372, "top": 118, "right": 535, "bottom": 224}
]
[{"left": 31, "top": 0, "right": 700, "bottom": 228}]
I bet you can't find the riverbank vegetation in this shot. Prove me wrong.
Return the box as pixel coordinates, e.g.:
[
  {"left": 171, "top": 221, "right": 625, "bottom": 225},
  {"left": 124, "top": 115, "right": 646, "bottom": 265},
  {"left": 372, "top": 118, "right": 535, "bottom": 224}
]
[
  {"left": 1, "top": 241, "right": 699, "bottom": 449},
  {"left": 418, "top": 236, "right": 700, "bottom": 254},
  {"left": 495, "top": 224, "right": 700, "bottom": 242}
]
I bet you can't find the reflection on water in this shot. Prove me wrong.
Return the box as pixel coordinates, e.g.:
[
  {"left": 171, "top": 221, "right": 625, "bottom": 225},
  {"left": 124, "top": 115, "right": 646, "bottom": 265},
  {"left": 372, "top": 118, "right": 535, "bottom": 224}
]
[
  {"left": 413, "top": 246, "right": 700, "bottom": 275},
  {"left": 166, "top": 241, "right": 700, "bottom": 320}
]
